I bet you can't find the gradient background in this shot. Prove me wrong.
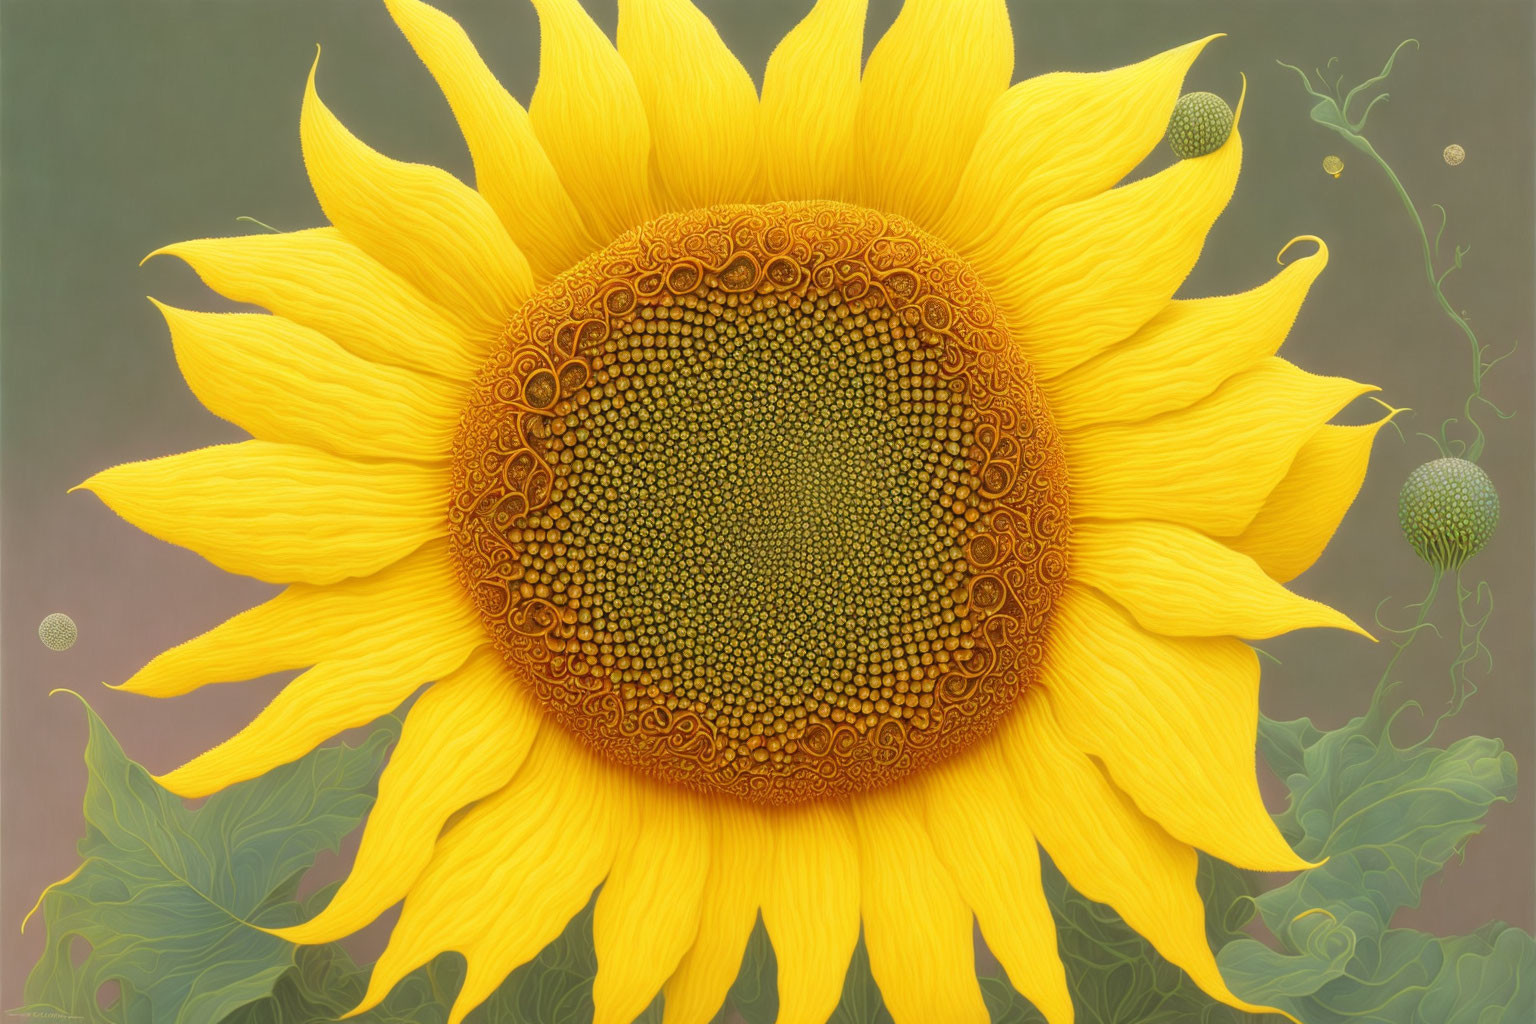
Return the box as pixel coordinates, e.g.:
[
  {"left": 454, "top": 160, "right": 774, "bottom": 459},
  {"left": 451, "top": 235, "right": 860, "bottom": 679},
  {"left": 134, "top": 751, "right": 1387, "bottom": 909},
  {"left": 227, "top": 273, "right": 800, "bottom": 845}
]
[{"left": 3, "top": 0, "right": 1532, "bottom": 1013}]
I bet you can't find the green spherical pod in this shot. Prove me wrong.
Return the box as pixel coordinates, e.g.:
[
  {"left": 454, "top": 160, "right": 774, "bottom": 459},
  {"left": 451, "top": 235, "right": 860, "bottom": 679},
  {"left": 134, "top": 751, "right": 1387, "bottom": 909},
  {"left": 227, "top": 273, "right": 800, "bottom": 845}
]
[
  {"left": 38, "top": 612, "right": 78, "bottom": 652},
  {"left": 1398, "top": 457, "right": 1500, "bottom": 570},
  {"left": 1166, "top": 91, "right": 1234, "bottom": 159}
]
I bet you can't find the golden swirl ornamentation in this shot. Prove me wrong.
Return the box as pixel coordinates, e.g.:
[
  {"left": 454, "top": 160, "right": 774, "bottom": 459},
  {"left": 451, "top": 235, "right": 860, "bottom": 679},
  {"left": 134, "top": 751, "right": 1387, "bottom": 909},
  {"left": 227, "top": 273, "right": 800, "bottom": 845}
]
[{"left": 449, "top": 201, "right": 1071, "bottom": 804}]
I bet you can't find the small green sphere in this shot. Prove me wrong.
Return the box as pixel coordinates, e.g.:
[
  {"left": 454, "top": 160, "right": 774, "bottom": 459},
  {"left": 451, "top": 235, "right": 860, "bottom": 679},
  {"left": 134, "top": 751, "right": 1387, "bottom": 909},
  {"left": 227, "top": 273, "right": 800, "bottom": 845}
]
[
  {"left": 1167, "top": 91, "right": 1234, "bottom": 159},
  {"left": 38, "top": 612, "right": 78, "bottom": 652},
  {"left": 1398, "top": 457, "right": 1499, "bottom": 570}
]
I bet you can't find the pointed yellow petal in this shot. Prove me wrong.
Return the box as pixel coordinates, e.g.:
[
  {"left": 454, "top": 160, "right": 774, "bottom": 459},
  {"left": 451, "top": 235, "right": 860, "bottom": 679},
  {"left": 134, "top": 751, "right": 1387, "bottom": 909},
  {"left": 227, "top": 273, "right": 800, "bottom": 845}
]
[
  {"left": 996, "top": 89, "right": 1244, "bottom": 379},
  {"left": 154, "top": 301, "right": 464, "bottom": 461},
  {"left": 592, "top": 784, "right": 709, "bottom": 1024},
  {"left": 1002, "top": 690, "right": 1284, "bottom": 1017},
  {"left": 148, "top": 229, "right": 484, "bottom": 380},
  {"left": 662, "top": 803, "right": 771, "bottom": 1024},
  {"left": 272, "top": 648, "right": 539, "bottom": 944},
  {"left": 383, "top": 0, "right": 595, "bottom": 280},
  {"left": 529, "top": 0, "right": 655, "bottom": 243},
  {"left": 1064, "top": 357, "right": 1374, "bottom": 535},
  {"left": 617, "top": 0, "right": 760, "bottom": 209},
  {"left": 350, "top": 728, "right": 630, "bottom": 1022},
  {"left": 1048, "top": 238, "right": 1329, "bottom": 431},
  {"left": 759, "top": 0, "right": 865, "bottom": 200},
  {"left": 920, "top": 742, "right": 1072, "bottom": 1024},
  {"left": 761, "top": 802, "right": 861, "bottom": 1024},
  {"left": 1074, "top": 519, "right": 1369, "bottom": 639},
  {"left": 937, "top": 36, "right": 1218, "bottom": 266},
  {"left": 847, "top": 0, "right": 1012, "bottom": 225},
  {"left": 301, "top": 57, "right": 532, "bottom": 342},
  {"left": 1228, "top": 415, "right": 1395, "bottom": 583},
  {"left": 75, "top": 441, "right": 445, "bottom": 585},
  {"left": 1043, "top": 586, "right": 1311, "bottom": 870},
  {"left": 119, "top": 539, "right": 461, "bottom": 697},
  {"left": 156, "top": 606, "right": 480, "bottom": 799},
  {"left": 853, "top": 787, "right": 989, "bottom": 1024}
]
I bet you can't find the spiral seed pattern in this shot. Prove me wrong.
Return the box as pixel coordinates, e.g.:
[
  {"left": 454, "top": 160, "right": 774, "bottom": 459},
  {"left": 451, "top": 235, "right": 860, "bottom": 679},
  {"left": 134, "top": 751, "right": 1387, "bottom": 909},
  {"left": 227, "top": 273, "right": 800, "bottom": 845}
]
[
  {"left": 450, "top": 201, "right": 1071, "bottom": 803},
  {"left": 1167, "top": 91, "right": 1234, "bottom": 160},
  {"left": 1398, "top": 457, "right": 1499, "bottom": 570}
]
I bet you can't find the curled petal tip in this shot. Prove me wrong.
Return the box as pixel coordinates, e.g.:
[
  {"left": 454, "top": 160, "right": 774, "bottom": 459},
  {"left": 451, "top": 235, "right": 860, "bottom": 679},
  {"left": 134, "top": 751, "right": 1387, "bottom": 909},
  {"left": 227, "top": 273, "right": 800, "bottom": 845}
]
[
  {"left": 139, "top": 245, "right": 173, "bottom": 268},
  {"left": 1276, "top": 235, "right": 1327, "bottom": 265}
]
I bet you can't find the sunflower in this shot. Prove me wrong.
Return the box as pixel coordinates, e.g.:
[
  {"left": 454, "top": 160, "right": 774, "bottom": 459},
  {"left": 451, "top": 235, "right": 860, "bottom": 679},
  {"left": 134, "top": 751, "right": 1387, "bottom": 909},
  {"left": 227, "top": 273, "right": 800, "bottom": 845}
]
[{"left": 79, "top": 0, "right": 1394, "bottom": 1021}]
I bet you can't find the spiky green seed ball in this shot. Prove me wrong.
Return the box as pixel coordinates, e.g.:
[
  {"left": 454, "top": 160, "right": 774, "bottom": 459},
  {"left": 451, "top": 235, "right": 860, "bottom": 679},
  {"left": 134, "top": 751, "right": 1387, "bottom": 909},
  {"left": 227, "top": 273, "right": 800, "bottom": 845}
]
[
  {"left": 1398, "top": 457, "right": 1499, "bottom": 570},
  {"left": 38, "top": 612, "right": 78, "bottom": 652},
  {"left": 1167, "top": 91, "right": 1234, "bottom": 159}
]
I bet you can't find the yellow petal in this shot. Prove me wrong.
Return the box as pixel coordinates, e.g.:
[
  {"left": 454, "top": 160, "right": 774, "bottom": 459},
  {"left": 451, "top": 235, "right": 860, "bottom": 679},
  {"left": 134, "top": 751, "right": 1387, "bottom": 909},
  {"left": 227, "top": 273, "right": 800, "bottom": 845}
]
[
  {"left": 156, "top": 618, "right": 480, "bottom": 799},
  {"left": 148, "top": 228, "right": 484, "bottom": 380},
  {"left": 272, "top": 648, "right": 539, "bottom": 944},
  {"left": 919, "top": 742, "right": 1072, "bottom": 1024},
  {"left": 1048, "top": 238, "right": 1329, "bottom": 431},
  {"left": 349, "top": 729, "right": 630, "bottom": 1023},
  {"left": 760, "top": 0, "right": 865, "bottom": 200},
  {"left": 853, "top": 786, "right": 989, "bottom": 1024},
  {"left": 1228, "top": 415, "right": 1396, "bottom": 583},
  {"left": 1043, "top": 585, "right": 1311, "bottom": 870},
  {"left": 529, "top": 0, "right": 655, "bottom": 244},
  {"left": 593, "top": 784, "right": 710, "bottom": 1024},
  {"left": 761, "top": 802, "right": 861, "bottom": 1024},
  {"left": 1074, "top": 519, "right": 1369, "bottom": 639},
  {"left": 617, "top": 0, "right": 760, "bottom": 209},
  {"left": 1002, "top": 690, "right": 1285, "bottom": 1017},
  {"left": 154, "top": 301, "right": 464, "bottom": 462},
  {"left": 847, "top": 0, "right": 1012, "bottom": 226},
  {"left": 74, "top": 441, "right": 445, "bottom": 585},
  {"left": 383, "top": 0, "right": 595, "bottom": 280},
  {"left": 1064, "top": 357, "right": 1374, "bottom": 535},
  {"left": 662, "top": 803, "right": 771, "bottom": 1024},
  {"left": 995, "top": 86, "right": 1245, "bottom": 379},
  {"left": 119, "top": 539, "right": 462, "bottom": 698},
  {"left": 937, "top": 36, "right": 1218, "bottom": 266},
  {"left": 301, "top": 56, "right": 532, "bottom": 342}
]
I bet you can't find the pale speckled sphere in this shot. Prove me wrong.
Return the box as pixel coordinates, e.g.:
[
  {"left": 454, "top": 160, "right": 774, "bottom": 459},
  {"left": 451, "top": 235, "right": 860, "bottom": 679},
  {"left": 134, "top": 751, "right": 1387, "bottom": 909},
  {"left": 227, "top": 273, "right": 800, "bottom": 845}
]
[
  {"left": 1398, "top": 457, "right": 1499, "bottom": 570},
  {"left": 38, "top": 612, "right": 78, "bottom": 652},
  {"left": 1166, "top": 92, "right": 1233, "bottom": 159},
  {"left": 1443, "top": 143, "right": 1466, "bottom": 166},
  {"left": 1322, "top": 155, "right": 1344, "bottom": 178}
]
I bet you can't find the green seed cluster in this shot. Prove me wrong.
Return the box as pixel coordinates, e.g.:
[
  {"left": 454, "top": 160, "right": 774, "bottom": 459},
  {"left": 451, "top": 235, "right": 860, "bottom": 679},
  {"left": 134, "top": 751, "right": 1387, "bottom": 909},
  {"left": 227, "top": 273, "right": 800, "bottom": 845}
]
[
  {"left": 505, "top": 287, "right": 989, "bottom": 767},
  {"left": 1167, "top": 91, "right": 1234, "bottom": 159},
  {"left": 1398, "top": 457, "right": 1500, "bottom": 570},
  {"left": 38, "top": 612, "right": 77, "bottom": 652}
]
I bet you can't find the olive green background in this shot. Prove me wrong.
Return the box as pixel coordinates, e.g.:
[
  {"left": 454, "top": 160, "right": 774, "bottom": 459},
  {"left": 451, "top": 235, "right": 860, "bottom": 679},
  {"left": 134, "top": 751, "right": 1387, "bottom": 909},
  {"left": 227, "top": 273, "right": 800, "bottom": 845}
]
[{"left": 3, "top": 0, "right": 1532, "bottom": 1013}]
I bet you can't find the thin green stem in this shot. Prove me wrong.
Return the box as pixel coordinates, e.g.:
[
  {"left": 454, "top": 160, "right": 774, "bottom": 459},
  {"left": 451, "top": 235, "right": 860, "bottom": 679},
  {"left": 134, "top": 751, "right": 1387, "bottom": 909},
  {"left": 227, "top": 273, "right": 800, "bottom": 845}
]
[
  {"left": 1337, "top": 133, "right": 1489, "bottom": 461},
  {"left": 1372, "top": 570, "right": 1442, "bottom": 711}
]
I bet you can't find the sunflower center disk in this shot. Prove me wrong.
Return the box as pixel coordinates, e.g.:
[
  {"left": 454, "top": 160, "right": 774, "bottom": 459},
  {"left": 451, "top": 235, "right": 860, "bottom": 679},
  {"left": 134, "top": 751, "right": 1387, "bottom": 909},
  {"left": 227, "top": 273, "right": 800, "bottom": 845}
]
[{"left": 450, "top": 201, "right": 1071, "bottom": 804}]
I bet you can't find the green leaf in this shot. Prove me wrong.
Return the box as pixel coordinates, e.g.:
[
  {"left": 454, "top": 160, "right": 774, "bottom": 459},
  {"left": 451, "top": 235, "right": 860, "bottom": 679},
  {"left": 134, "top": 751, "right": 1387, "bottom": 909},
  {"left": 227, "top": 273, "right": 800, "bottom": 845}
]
[
  {"left": 227, "top": 891, "right": 672, "bottom": 1024},
  {"left": 1218, "top": 912, "right": 1357, "bottom": 1001},
  {"left": 1032, "top": 856, "right": 1253, "bottom": 1024},
  {"left": 827, "top": 936, "right": 894, "bottom": 1024},
  {"left": 1253, "top": 715, "right": 1516, "bottom": 947},
  {"left": 719, "top": 916, "right": 776, "bottom": 1024},
  {"left": 18, "top": 695, "right": 396, "bottom": 1024},
  {"left": 1219, "top": 713, "right": 1531, "bottom": 1021},
  {"left": 1200, "top": 855, "right": 1262, "bottom": 950},
  {"left": 470, "top": 897, "right": 602, "bottom": 1024}
]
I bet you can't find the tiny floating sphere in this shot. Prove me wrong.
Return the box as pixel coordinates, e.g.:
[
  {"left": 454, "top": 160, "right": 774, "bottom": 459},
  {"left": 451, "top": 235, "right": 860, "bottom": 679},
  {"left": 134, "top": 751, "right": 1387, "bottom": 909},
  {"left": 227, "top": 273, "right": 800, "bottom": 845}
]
[
  {"left": 1166, "top": 92, "right": 1234, "bottom": 159},
  {"left": 1322, "top": 155, "right": 1344, "bottom": 178},
  {"left": 38, "top": 612, "right": 78, "bottom": 652},
  {"left": 1398, "top": 457, "right": 1499, "bottom": 570},
  {"left": 1443, "top": 143, "right": 1466, "bottom": 166}
]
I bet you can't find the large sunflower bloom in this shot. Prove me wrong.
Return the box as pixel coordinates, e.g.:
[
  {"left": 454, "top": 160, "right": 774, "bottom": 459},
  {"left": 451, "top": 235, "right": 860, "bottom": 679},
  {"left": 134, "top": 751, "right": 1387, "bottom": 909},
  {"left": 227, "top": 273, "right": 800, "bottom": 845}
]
[{"left": 79, "top": 0, "right": 1393, "bottom": 1021}]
